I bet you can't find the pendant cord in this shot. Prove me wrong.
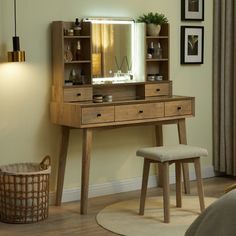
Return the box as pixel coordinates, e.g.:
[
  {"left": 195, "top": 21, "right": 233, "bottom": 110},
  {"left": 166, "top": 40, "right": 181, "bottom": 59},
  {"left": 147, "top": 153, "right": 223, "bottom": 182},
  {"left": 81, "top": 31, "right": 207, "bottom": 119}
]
[{"left": 14, "top": 0, "right": 16, "bottom": 36}]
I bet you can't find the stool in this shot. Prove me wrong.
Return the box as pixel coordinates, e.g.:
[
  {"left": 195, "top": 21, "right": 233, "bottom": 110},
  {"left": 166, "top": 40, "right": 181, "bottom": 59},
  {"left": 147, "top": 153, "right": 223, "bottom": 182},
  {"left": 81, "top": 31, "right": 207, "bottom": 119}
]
[{"left": 136, "top": 144, "right": 208, "bottom": 223}]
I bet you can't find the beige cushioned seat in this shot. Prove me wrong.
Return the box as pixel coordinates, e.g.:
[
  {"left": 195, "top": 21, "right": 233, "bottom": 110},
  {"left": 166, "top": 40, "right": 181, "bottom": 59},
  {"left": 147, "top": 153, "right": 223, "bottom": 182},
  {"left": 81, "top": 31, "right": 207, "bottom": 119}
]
[{"left": 136, "top": 144, "right": 208, "bottom": 162}]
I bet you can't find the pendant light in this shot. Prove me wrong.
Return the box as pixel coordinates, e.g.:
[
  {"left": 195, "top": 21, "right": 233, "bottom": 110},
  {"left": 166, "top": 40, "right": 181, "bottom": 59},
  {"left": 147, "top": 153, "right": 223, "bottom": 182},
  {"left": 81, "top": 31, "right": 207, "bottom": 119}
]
[{"left": 8, "top": 0, "right": 25, "bottom": 62}]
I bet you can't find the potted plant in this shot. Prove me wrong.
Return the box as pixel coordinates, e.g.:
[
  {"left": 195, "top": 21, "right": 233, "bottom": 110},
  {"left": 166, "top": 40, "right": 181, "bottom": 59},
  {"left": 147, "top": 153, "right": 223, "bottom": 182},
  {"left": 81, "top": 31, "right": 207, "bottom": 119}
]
[{"left": 137, "top": 12, "right": 168, "bottom": 36}]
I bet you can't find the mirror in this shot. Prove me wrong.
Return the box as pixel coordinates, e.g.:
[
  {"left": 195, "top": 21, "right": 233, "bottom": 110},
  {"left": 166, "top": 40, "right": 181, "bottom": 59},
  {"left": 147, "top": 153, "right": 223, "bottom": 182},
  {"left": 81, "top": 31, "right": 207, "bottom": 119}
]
[{"left": 89, "top": 19, "right": 135, "bottom": 84}]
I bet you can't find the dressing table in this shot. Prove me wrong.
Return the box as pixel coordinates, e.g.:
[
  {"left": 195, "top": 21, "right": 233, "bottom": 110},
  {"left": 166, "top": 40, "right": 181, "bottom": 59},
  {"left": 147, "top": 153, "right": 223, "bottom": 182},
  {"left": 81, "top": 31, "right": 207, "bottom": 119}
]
[{"left": 50, "top": 20, "right": 195, "bottom": 214}]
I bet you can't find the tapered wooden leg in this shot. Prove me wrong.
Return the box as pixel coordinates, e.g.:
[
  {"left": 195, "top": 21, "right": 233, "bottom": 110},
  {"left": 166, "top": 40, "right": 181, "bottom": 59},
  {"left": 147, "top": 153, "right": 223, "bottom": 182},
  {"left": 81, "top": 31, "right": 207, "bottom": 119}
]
[
  {"left": 194, "top": 157, "right": 205, "bottom": 212},
  {"left": 139, "top": 159, "right": 151, "bottom": 215},
  {"left": 157, "top": 164, "right": 163, "bottom": 187},
  {"left": 80, "top": 128, "right": 93, "bottom": 215},
  {"left": 175, "top": 162, "right": 182, "bottom": 208},
  {"left": 55, "top": 126, "right": 70, "bottom": 206},
  {"left": 182, "top": 163, "right": 190, "bottom": 194},
  {"left": 155, "top": 125, "right": 163, "bottom": 187},
  {"left": 177, "top": 119, "right": 190, "bottom": 194},
  {"left": 162, "top": 162, "right": 170, "bottom": 223}
]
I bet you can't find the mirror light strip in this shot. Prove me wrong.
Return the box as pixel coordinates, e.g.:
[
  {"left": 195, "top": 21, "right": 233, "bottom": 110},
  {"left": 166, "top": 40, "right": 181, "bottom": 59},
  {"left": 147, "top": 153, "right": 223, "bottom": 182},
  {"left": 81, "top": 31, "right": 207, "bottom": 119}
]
[{"left": 84, "top": 18, "right": 134, "bottom": 24}]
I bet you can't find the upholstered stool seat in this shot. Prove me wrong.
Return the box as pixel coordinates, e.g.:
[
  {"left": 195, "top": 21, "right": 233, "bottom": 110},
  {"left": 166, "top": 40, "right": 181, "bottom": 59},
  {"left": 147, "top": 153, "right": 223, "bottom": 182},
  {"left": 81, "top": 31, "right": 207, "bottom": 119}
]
[{"left": 136, "top": 144, "right": 208, "bottom": 223}]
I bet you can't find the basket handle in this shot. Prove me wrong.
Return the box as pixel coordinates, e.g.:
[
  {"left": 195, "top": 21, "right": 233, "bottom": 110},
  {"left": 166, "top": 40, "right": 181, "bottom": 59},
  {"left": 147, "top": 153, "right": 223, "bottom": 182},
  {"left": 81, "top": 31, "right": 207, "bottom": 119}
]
[{"left": 40, "top": 155, "right": 51, "bottom": 169}]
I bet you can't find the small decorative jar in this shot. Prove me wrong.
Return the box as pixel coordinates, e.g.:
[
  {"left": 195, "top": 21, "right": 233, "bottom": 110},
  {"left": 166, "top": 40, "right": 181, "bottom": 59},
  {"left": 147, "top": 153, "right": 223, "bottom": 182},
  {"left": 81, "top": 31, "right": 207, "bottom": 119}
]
[{"left": 67, "top": 29, "right": 74, "bottom": 36}]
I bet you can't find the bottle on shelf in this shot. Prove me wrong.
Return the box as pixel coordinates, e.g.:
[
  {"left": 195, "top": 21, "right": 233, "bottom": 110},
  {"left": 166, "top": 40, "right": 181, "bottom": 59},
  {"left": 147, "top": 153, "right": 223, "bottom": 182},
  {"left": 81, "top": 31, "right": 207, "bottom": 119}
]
[
  {"left": 69, "top": 69, "right": 77, "bottom": 82},
  {"left": 80, "top": 69, "right": 85, "bottom": 84},
  {"left": 68, "top": 68, "right": 86, "bottom": 85},
  {"left": 64, "top": 44, "right": 73, "bottom": 62},
  {"left": 155, "top": 42, "right": 163, "bottom": 59},
  {"left": 65, "top": 69, "right": 74, "bottom": 86},
  {"left": 75, "top": 40, "right": 82, "bottom": 61},
  {"left": 74, "top": 18, "right": 81, "bottom": 36},
  {"left": 147, "top": 42, "right": 154, "bottom": 59}
]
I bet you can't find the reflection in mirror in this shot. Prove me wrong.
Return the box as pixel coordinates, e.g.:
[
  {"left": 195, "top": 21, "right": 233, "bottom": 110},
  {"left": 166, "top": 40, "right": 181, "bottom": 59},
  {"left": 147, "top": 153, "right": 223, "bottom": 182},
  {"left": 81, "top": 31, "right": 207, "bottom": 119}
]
[{"left": 88, "top": 19, "right": 135, "bottom": 84}]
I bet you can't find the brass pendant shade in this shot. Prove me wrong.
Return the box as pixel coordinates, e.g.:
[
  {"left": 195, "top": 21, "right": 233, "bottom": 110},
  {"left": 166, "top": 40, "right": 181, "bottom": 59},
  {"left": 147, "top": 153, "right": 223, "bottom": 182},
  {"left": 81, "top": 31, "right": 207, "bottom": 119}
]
[
  {"left": 8, "top": 50, "right": 25, "bottom": 62},
  {"left": 8, "top": 0, "right": 25, "bottom": 62}
]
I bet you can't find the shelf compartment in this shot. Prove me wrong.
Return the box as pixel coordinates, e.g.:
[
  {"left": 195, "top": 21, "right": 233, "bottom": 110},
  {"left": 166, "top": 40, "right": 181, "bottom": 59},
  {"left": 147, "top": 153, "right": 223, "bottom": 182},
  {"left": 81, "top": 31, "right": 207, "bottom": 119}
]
[
  {"left": 64, "top": 36, "right": 91, "bottom": 39},
  {"left": 146, "top": 58, "right": 168, "bottom": 62},
  {"left": 146, "top": 36, "right": 168, "bottom": 39},
  {"left": 65, "top": 60, "right": 91, "bottom": 64}
]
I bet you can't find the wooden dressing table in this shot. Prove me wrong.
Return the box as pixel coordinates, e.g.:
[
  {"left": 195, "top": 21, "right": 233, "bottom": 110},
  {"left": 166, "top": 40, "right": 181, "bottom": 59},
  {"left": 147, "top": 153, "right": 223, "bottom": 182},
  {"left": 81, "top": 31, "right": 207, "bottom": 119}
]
[{"left": 50, "top": 21, "right": 195, "bottom": 214}]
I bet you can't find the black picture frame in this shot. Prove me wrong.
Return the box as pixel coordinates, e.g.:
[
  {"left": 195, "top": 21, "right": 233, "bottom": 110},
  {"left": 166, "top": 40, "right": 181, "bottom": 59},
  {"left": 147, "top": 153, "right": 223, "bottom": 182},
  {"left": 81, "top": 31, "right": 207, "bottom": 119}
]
[
  {"left": 181, "top": 26, "right": 204, "bottom": 64},
  {"left": 181, "top": 0, "right": 204, "bottom": 21}
]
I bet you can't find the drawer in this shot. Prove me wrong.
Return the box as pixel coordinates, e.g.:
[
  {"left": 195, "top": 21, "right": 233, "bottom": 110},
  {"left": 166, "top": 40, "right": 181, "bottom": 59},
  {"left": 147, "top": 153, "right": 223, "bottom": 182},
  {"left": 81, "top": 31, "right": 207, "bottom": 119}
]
[
  {"left": 145, "top": 83, "right": 170, "bottom": 97},
  {"left": 165, "top": 100, "right": 192, "bottom": 117},
  {"left": 115, "top": 103, "right": 164, "bottom": 121},
  {"left": 82, "top": 106, "right": 114, "bottom": 124},
  {"left": 64, "top": 87, "right": 92, "bottom": 102}
]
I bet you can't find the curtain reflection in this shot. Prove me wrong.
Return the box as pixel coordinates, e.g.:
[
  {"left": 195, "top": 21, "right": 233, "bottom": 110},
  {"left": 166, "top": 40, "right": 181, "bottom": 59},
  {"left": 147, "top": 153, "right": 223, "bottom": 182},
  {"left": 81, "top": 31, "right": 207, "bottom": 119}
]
[{"left": 92, "top": 24, "right": 114, "bottom": 77}]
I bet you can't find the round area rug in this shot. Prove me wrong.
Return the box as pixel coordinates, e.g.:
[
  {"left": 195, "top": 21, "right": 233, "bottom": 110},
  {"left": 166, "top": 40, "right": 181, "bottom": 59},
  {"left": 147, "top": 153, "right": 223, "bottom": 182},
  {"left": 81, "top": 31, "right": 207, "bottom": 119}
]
[{"left": 96, "top": 196, "right": 217, "bottom": 236}]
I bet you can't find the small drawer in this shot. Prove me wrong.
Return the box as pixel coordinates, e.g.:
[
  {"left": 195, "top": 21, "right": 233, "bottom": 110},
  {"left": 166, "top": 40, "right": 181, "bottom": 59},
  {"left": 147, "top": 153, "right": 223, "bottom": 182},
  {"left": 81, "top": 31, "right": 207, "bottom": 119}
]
[
  {"left": 145, "top": 83, "right": 170, "bottom": 97},
  {"left": 165, "top": 100, "right": 192, "bottom": 117},
  {"left": 82, "top": 106, "right": 114, "bottom": 124},
  {"left": 115, "top": 103, "right": 164, "bottom": 121},
  {"left": 64, "top": 87, "right": 92, "bottom": 102}
]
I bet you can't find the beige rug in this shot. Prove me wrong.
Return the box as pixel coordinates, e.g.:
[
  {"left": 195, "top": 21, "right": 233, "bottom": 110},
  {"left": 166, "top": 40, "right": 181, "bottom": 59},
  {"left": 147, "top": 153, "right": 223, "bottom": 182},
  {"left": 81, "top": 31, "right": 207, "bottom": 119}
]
[{"left": 96, "top": 196, "right": 217, "bottom": 236}]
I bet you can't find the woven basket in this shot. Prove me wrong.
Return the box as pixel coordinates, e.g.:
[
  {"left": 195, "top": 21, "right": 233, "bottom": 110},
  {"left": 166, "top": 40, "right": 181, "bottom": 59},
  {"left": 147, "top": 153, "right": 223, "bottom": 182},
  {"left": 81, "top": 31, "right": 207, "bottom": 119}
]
[{"left": 0, "top": 156, "right": 51, "bottom": 224}]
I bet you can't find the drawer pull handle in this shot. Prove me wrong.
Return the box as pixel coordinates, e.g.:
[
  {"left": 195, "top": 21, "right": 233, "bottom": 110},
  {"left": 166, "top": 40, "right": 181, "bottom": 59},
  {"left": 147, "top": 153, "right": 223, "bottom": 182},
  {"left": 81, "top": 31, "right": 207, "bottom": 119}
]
[
  {"left": 177, "top": 106, "right": 182, "bottom": 110},
  {"left": 139, "top": 110, "right": 144, "bottom": 114},
  {"left": 156, "top": 89, "right": 160, "bottom": 92},
  {"left": 77, "top": 93, "right": 81, "bottom": 96},
  {"left": 97, "top": 113, "right": 101, "bottom": 117}
]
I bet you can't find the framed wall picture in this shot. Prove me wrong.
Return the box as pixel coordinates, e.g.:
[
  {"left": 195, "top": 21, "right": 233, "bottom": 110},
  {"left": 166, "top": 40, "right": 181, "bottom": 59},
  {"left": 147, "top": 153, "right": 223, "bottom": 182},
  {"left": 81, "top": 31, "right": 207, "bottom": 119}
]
[
  {"left": 181, "top": 26, "right": 204, "bottom": 64},
  {"left": 181, "top": 0, "right": 204, "bottom": 21}
]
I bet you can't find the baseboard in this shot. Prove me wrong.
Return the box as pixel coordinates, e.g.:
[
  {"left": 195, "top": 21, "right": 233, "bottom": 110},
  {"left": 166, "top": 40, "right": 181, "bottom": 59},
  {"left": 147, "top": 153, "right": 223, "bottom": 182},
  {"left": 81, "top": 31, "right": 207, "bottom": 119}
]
[{"left": 50, "top": 165, "right": 215, "bottom": 204}]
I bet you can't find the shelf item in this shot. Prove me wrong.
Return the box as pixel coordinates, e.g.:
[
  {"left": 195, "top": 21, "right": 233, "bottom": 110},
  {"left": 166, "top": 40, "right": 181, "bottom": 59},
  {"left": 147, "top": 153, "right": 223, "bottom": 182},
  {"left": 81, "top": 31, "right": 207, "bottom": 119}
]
[
  {"left": 74, "top": 18, "right": 82, "bottom": 36},
  {"left": 64, "top": 44, "right": 73, "bottom": 62},
  {"left": 75, "top": 40, "right": 82, "bottom": 60}
]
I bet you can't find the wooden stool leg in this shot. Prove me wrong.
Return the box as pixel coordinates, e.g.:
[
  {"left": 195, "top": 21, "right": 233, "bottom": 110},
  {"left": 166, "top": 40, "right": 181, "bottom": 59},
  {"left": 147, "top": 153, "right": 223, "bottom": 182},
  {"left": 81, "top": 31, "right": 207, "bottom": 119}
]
[
  {"left": 194, "top": 157, "right": 205, "bottom": 212},
  {"left": 155, "top": 125, "right": 163, "bottom": 187},
  {"left": 162, "top": 162, "right": 170, "bottom": 223},
  {"left": 139, "top": 159, "right": 151, "bottom": 215},
  {"left": 177, "top": 119, "right": 190, "bottom": 194},
  {"left": 175, "top": 162, "right": 182, "bottom": 208},
  {"left": 157, "top": 163, "right": 163, "bottom": 187}
]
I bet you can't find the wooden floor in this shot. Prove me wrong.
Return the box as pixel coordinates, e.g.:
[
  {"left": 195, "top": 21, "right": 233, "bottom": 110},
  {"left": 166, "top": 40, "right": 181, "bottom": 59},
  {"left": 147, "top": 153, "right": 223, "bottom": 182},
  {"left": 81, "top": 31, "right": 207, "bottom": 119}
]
[{"left": 0, "top": 177, "right": 236, "bottom": 236}]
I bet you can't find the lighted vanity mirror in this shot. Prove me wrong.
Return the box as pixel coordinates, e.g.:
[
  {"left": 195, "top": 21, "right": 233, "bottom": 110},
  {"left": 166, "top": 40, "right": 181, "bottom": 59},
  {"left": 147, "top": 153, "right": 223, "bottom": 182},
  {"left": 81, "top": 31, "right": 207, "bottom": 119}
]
[{"left": 86, "top": 18, "right": 144, "bottom": 84}]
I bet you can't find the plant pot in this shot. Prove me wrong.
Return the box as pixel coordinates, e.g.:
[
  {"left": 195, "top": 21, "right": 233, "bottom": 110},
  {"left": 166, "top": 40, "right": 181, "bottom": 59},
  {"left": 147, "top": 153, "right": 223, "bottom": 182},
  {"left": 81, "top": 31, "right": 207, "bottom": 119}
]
[{"left": 147, "top": 24, "right": 161, "bottom": 36}]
